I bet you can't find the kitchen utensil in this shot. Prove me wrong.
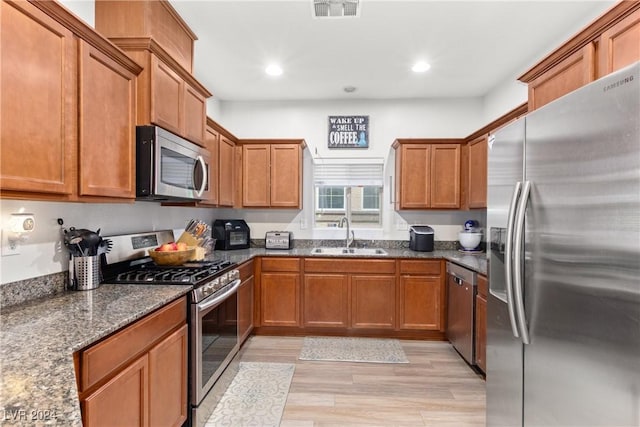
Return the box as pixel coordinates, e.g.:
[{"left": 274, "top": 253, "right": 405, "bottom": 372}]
[{"left": 97, "top": 238, "right": 113, "bottom": 255}]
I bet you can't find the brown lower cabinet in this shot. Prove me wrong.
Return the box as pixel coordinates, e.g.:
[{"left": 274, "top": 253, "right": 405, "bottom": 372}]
[
  {"left": 351, "top": 275, "right": 396, "bottom": 329},
  {"left": 475, "top": 274, "right": 488, "bottom": 373},
  {"left": 303, "top": 274, "right": 349, "bottom": 328},
  {"left": 76, "top": 297, "right": 188, "bottom": 427},
  {"left": 398, "top": 260, "right": 445, "bottom": 332},
  {"left": 255, "top": 257, "right": 447, "bottom": 339},
  {"left": 238, "top": 259, "right": 255, "bottom": 344},
  {"left": 259, "top": 258, "right": 301, "bottom": 327}
]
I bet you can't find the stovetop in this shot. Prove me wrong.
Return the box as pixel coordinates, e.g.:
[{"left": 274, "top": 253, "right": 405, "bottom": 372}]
[{"left": 111, "top": 260, "right": 235, "bottom": 286}]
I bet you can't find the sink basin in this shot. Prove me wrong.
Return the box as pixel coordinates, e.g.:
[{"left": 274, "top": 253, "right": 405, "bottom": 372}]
[{"left": 311, "top": 247, "right": 388, "bottom": 256}]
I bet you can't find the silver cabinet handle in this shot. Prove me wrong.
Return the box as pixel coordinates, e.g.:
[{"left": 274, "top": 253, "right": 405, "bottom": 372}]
[
  {"left": 505, "top": 181, "right": 522, "bottom": 338},
  {"left": 513, "top": 180, "right": 531, "bottom": 344}
]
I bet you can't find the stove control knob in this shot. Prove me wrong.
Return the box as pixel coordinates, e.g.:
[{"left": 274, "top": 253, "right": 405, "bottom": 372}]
[
  {"left": 230, "top": 269, "right": 240, "bottom": 281},
  {"left": 212, "top": 278, "right": 220, "bottom": 289}
]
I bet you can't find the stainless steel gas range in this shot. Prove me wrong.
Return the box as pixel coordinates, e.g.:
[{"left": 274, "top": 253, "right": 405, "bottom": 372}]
[{"left": 102, "top": 230, "right": 241, "bottom": 426}]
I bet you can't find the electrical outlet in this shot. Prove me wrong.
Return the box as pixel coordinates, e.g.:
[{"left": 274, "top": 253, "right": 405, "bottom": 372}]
[
  {"left": 396, "top": 220, "right": 408, "bottom": 231},
  {"left": 300, "top": 217, "right": 307, "bottom": 229},
  {"left": 1, "top": 230, "right": 20, "bottom": 256}
]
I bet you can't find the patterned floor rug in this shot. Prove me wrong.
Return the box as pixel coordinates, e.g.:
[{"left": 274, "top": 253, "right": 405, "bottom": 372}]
[
  {"left": 206, "top": 362, "right": 295, "bottom": 427},
  {"left": 298, "top": 336, "right": 409, "bottom": 364}
]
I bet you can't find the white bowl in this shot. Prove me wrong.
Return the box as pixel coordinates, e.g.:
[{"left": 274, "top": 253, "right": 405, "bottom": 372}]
[{"left": 458, "top": 231, "right": 482, "bottom": 250}]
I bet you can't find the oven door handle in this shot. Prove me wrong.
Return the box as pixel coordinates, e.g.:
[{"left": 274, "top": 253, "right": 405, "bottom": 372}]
[{"left": 197, "top": 279, "right": 242, "bottom": 312}]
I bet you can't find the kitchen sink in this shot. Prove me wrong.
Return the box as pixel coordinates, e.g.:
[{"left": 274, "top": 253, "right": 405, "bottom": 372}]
[{"left": 310, "top": 247, "right": 388, "bottom": 256}]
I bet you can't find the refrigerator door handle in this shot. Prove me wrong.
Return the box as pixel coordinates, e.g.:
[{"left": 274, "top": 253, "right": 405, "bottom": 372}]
[
  {"left": 513, "top": 180, "right": 532, "bottom": 344},
  {"left": 504, "top": 181, "right": 522, "bottom": 338}
]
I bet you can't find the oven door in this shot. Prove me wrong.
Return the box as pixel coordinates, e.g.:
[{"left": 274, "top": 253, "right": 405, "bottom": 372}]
[{"left": 191, "top": 279, "right": 241, "bottom": 405}]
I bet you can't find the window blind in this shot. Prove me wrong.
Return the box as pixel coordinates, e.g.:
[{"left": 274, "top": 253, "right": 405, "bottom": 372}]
[{"left": 313, "top": 162, "right": 384, "bottom": 187}]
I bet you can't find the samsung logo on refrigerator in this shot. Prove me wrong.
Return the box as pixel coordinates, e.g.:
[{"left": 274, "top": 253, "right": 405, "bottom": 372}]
[{"left": 603, "top": 74, "right": 634, "bottom": 92}]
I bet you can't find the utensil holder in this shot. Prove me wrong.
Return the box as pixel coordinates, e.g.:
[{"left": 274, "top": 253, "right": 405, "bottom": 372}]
[{"left": 70, "top": 255, "right": 101, "bottom": 291}]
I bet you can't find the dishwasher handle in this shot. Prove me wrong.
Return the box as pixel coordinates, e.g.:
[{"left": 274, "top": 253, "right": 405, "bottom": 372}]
[{"left": 453, "top": 276, "right": 464, "bottom": 286}]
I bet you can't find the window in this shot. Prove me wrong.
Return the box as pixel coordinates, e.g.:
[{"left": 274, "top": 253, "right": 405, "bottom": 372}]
[
  {"left": 317, "top": 187, "right": 345, "bottom": 211},
  {"left": 313, "top": 160, "right": 384, "bottom": 229},
  {"left": 361, "top": 187, "right": 380, "bottom": 210}
]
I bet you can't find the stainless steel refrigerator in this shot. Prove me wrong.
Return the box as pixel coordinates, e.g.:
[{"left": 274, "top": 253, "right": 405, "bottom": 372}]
[{"left": 487, "top": 61, "right": 640, "bottom": 427}]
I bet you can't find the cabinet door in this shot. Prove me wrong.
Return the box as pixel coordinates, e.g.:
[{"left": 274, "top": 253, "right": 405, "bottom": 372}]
[
  {"left": 83, "top": 355, "right": 149, "bottom": 427},
  {"left": 398, "top": 144, "right": 431, "bottom": 209},
  {"left": 475, "top": 294, "right": 487, "bottom": 373},
  {"left": 183, "top": 83, "right": 206, "bottom": 146},
  {"left": 150, "top": 56, "right": 182, "bottom": 136},
  {"left": 1, "top": 0, "right": 76, "bottom": 195},
  {"left": 79, "top": 41, "right": 136, "bottom": 199},
  {"left": 202, "top": 125, "right": 219, "bottom": 205},
  {"left": 598, "top": 9, "right": 640, "bottom": 78},
  {"left": 430, "top": 144, "right": 461, "bottom": 208},
  {"left": 351, "top": 275, "right": 395, "bottom": 329},
  {"left": 527, "top": 44, "right": 595, "bottom": 111},
  {"left": 468, "top": 135, "right": 488, "bottom": 209},
  {"left": 261, "top": 272, "right": 300, "bottom": 327},
  {"left": 238, "top": 276, "right": 254, "bottom": 344},
  {"left": 270, "top": 144, "right": 301, "bottom": 208},
  {"left": 303, "top": 274, "right": 349, "bottom": 328},
  {"left": 148, "top": 325, "right": 188, "bottom": 427},
  {"left": 242, "top": 144, "right": 270, "bottom": 207},
  {"left": 399, "top": 275, "right": 443, "bottom": 331},
  {"left": 218, "top": 136, "right": 236, "bottom": 207}
]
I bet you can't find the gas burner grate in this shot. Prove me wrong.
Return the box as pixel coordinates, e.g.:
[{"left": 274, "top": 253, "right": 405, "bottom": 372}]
[{"left": 113, "top": 260, "right": 235, "bottom": 285}]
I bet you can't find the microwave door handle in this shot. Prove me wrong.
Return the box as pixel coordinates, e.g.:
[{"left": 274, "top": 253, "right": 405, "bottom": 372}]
[{"left": 193, "top": 155, "right": 207, "bottom": 197}]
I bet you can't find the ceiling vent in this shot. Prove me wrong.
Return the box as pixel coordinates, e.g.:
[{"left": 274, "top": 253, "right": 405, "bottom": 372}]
[{"left": 313, "top": 0, "right": 360, "bottom": 18}]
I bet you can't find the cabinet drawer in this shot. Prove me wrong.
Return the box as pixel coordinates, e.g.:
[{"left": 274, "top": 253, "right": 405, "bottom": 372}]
[
  {"left": 261, "top": 257, "right": 300, "bottom": 272},
  {"left": 79, "top": 296, "right": 186, "bottom": 391},
  {"left": 478, "top": 274, "right": 488, "bottom": 298},
  {"left": 399, "top": 260, "right": 441, "bottom": 275},
  {"left": 304, "top": 258, "right": 395, "bottom": 274}
]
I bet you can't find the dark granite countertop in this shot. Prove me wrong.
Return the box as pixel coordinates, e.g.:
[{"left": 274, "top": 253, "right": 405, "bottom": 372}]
[
  {"left": 208, "top": 247, "right": 487, "bottom": 276},
  {"left": 0, "top": 247, "right": 485, "bottom": 425},
  {"left": 0, "top": 284, "right": 191, "bottom": 426}
]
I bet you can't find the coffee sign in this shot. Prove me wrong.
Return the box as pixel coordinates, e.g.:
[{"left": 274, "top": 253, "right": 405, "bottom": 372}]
[{"left": 328, "top": 115, "right": 369, "bottom": 149}]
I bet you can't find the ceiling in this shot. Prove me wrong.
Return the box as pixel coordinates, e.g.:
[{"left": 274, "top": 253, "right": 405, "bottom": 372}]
[{"left": 169, "top": 0, "right": 615, "bottom": 101}]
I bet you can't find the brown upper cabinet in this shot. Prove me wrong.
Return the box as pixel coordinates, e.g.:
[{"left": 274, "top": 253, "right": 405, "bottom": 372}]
[
  {"left": 466, "top": 135, "right": 488, "bottom": 209},
  {"left": 1, "top": 0, "right": 142, "bottom": 202},
  {"left": 393, "top": 140, "right": 462, "bottom": 210},
  {"left": 95, "top": 0, "right": 196, "bottom": 74},
  {"left": 95, "top": 0, "right": 211, "bottom": 146},
  {"left": 218, "top": 135, "right": 237, "bottom": 207},
  {"left": 238, "top": 140, "right": 306, "bottom": 208},
  {"left": 462, "top": 103, "right": 528, "bottom": 209},
  {"left": 520, "top": 2, "right": 640, "bottom": 111}
]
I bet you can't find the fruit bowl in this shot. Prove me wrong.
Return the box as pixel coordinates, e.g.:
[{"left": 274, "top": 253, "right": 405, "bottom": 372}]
[{"left": 148, "top": 247, "right": 196, "bottom": 266}]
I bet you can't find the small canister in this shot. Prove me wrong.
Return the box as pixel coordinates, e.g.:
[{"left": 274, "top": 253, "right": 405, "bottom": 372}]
[{"left": 69, "top": 255, "right": 101, "bottom": 291}]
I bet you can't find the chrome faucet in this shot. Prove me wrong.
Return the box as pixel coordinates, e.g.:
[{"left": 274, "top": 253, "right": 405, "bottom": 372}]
[{"left": 339, "top": 216, "right": 355, "bottom": 248}]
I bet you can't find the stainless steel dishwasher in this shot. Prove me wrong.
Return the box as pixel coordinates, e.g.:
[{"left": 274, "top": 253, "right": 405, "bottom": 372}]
[{"left": 446, "top": 262, "right": 477, "bottom": 365}]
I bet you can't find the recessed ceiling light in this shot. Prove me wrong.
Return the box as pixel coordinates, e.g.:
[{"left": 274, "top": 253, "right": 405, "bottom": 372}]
[
  {"left": 265, "top": 64, "right": 283, "bottom": 77},
  {"left": 343, "top": 86, "right": 356, "bottom": 93},
  {"left": 411, "top": 61, "right": 431, "bottom": 73}
]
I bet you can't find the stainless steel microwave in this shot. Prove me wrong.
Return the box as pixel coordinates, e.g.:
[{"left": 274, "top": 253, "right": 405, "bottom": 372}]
[{"left": 136, "top": 126, "right": 211, "bottom": 201}]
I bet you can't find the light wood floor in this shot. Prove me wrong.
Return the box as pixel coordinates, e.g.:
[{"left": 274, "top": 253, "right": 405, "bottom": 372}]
[{"left": 239, "top": 336, "right": 486, "bottom": 427}]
